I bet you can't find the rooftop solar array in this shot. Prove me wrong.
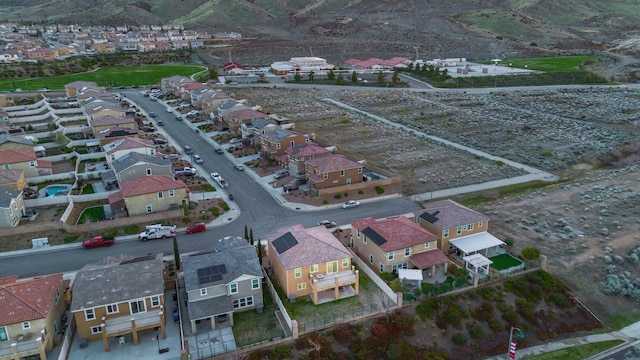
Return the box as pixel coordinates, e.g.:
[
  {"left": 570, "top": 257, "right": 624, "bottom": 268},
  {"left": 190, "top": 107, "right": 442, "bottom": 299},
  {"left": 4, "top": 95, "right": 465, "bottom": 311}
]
[
  {"left": 362, "top": 227, "right": 387, "bottom": 246},
  {"left": 197, "top": 264, "right": 227, "bottom": 285},
  {"left": 420, "top": 210, "right": 440, "bottom": 224},
  {"left": 273, "top": 232, "right": 298, "bottom": 254}
]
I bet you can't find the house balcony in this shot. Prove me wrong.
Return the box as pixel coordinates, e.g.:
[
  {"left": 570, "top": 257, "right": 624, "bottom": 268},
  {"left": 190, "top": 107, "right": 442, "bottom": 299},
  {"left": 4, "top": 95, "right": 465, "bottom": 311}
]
[
  {"left": 0, "top": 330, "right": 46, "bottom": 360},
  {"left": 103, "top": 311, "right": 163, "bottom": 337},
  {"left": 308, "top": 266, "right": 360, "bottom": 305}
]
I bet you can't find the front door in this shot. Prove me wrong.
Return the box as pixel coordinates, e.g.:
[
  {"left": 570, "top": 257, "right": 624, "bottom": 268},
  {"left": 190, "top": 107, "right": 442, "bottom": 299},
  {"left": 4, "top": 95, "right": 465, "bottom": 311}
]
[{"left": 0, "top": 327, "right": 8, "bottom": 341}]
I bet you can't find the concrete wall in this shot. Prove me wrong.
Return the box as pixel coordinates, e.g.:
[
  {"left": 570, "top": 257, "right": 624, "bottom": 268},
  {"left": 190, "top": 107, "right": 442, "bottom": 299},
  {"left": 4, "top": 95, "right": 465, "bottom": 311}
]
[
  {"left": 347, "top": 248, "right": 397, "bottom": 304},
  {"left": 316, "top": 176, "right": 402, "bottom": 196}
]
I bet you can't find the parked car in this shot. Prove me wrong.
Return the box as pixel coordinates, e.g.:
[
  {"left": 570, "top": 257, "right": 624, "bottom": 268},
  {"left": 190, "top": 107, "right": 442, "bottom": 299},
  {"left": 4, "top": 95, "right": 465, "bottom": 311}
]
[
  {"left": 283, "top": 176, "right": 306, "bottom": 191},
  {"left": 234, "top": 163, "right": 244, "bottom": 171},
  {"left": 229, "top": 138, "right": 242, "bottom": 144},
  {"left": 214, "top": 148, "right": 224, "bottom": 155},
  {"left": 162, "top": 154, "right": 180, "bottom": 159},
  {"left": 157, "top": 120, "right": 164, "bottom": 126},
  {"left": 317, "top": 220, "right": 337, "bottom": 228},
  {"left": 176, "top": 115, "right": 183, "bottom": 121},
  {"left": 176, "top": 167, "right": 197, "bottom": 176},
  {"left": 193, "top": 154, "right": 203, "bottom": 164},
  {"left": 149, "top": 96, "right": 157, "bottom": 101},
  {"left": 274, "top": 169, "right": 289, "bottom": 179},
  {"left": 83, "top": 236, "right": 115, "bottom": 249},
  {"left": 186, "top": 223, "right": 206, "bottom": 234},
  {"left": 217, "top": 178, "right": 229, "bottom": 188},
  {"left": 210, "top": 172, "right": 221, "bottom": 180},
  {"left": 166, "top": 107, "right": 174, "bottom": 112},
  {"left": 148, "top": 112, "right": 157, "bottom": 117},
  {"left": 184, "top": 145, "right": 194, "bottom": 155},
  {"left": 342, "top": 200, "right": 360, "bottom": 209},
  {"left": 154, "top": 138, "right": 168, "bottom": 145}
]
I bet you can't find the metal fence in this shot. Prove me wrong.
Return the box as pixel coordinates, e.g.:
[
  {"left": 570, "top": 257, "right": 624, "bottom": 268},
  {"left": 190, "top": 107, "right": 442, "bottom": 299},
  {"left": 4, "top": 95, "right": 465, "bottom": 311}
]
[
  {"left": 297, "top": 303, "right": 378, "bottom": 334},
  {"left": 234, "top": 327, "right": 288, "bottom": 349}
]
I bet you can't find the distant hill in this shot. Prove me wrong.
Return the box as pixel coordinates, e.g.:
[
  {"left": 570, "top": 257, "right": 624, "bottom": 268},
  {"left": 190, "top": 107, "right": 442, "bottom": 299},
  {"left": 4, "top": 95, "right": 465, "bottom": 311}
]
[{"left": 1, "top": 0, "right": 639, "bottom": 65}]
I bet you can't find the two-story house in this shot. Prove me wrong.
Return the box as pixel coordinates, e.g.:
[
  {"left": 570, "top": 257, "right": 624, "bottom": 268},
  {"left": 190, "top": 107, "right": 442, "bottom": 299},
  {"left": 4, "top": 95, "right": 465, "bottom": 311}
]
[
  {"left": 71, "top": 255, "right": 166, "bottom": 352},
  {"left": 260, "top": 125, "right": 313, "bottom": 162},
  {"left": 182, "top": 237, "right": 263, "bottom": 334},
  {"left": 95, "top": 126, "right": 141, "bottom": 147},
  {"left": 0, "top": 186, "right": 25, "bottom": 228},
  {"left": 109, "top": 174, "right": 188, "bottom": 216},
  {"left": 305, "top": 153, "right": 363, "bottom": 191},
  {"left": 0, "top": 274, "right": 68, "bottom": 360},
  {"left": 100, "top": 152, "right": 170, "bottom": 189},
  {"left": 415, "top": 199, "right": 504, "bottom": 258},
  {"left": 225, "top": 108, "right": 269, "bottom": 135},
  {"left": 0, "top": 149, "right": 52, "bottom": 178},
  {"left": 89, "top": 114, "right": 136, "bottom": 135},
  {"left": 266, "top": 224, "right": 359, "bottom": 305},
  {"left": 286, "top": 142, "right": 331, "bottom": 176},
  {"left": 351, "top": 216, "right": 448, "bottom": 277},
  {"left": 0, "top": 169, "right": 26, "bottom": 190},
  {"left": 64, "top": 81, "right": 102, "bottom": 97},
  {"left": 102, "top": 138, "right": 157, "bottom": 164}
]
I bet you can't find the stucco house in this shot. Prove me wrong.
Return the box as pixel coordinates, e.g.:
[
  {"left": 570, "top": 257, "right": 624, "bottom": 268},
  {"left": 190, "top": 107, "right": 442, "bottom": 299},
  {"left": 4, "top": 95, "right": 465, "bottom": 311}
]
[
  {"left": 260, "top": 125, "right": 313, "bottom": 161},
  {"left": 95, "top": 126, "right": 141, "bottom": 147},
  {"left": 286, "top": 142, "right": 331, "bottom": 176},
  {"left": 100, "top": 152, "right": 170, "bottom": 188},
  {"left": 350, "top": 216, "right": 448, "bottom": 277},
  {"left": 103, "top": 137, "right": 157, "bottom": 163},
  {"left": 182, "top": 237, "right": 263, "bottom": 334},
  {"left": 0, "top": 186, "right": 25, "bottom": 228},
  {"left": 0, "top": 149, "right": 52, "bottom": 177},
  {"left": 0, "top": 169, "right": 26, "bottom": 190},
  {"left": 89, "top": 115, "right": 136, "bottom": 135},
  {"left": 0, "top": 274, "right": 68, "bottom": 360},
  {"left": 305, "top": 153, "right": 363, "bottom": 191},
  {"left": 64, "top": 81, "right": 102, "bottom": 97},
  {"left": 266, "top": 224, "right": 359, "bottom": 305},
  {"left": 225, "top": 108, "right": 269, "bottom": 134},
  {"left": 110, "top": 174, "right": 188, "bottom": 216},
  {"left": 70, "top": 255, "right": 166, "bottom": 352}
]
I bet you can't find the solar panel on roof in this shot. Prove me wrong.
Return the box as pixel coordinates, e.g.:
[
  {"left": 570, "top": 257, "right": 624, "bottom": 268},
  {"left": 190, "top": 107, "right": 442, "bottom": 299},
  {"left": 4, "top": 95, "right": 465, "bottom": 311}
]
[
  {"left": 362, "top": 227, "right": 387, "bottom": 246},
  {"left": 420, "top": 210, "right": 440, "bottom": 224},
  {"left": 197, "top": 264, "right": 227, "bottom": 285},
  {"left": 272, "top": 232, "right": 298, "bottom": 254}
]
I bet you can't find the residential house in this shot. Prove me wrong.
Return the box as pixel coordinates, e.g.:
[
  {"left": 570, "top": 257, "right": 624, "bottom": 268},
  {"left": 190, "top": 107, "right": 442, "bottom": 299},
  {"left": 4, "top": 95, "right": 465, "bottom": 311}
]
[
  {"left": 0, "top": 169, "right": 26, "bottom": 190},
  {"left": 103, "top": 137, "right": 157, "bottom": 163},
  {"left": 260, "top": 125, "right": 313, "bottom": 162},
  {"left": 23, "top": 48, "right": 58, "bottom": 61},
  {"left": 0, "top": 273, "right": 68, "bottom": 360},
  {"left": 95, "top": 126, "right": 141, "bottom": 147},
  {"left": 0, "top": 186, "right": 25, "bottom": 227},
  {"left": 266, "top": 224, "right": 359, "bottom": 305},
  {"left": 225, "top": 108, "right": 269, "bottom": 134},
  {"left": 101, "top": 152, "right": 170, "bottom": 187},
  {"left": 305, "top": 153, "right": 362, "bottom": 191},
  {"left": 286, "top": 142, "right": 331, "bottom": 176},
  {"left": 0, "top": 50, "right": 21, "bottom": 63},
  {"left": 64, "top": 81, "right": 101, "bottom": 97},
  {"left": 240, "top": 118, "right": 275, "bottom": 142},
  {"left": 93, "top": 43, "right": 116, "bottom": 54},
  {"left": 89, "top": 115, "right": 136, "bottom": 135},
  {"left": 71, "top": 255, "right": 165, "bottom": 352},
  {"left": 182, "top": 237, "right": 263, "bottom": 334},
  {"left": 109, "top": 174, "right": 187, "bottom": 216},
  {"left": 351, "top": 216, "right": 448, "bottom": 277},
  {"left": 216, "top": 100, "right": 250, "bottom": 120},
  {"left": 178, "top": 82, "right": 209, "bottom": 100},
  {"left": 223, "top": 62, "right": 246, "bottom": 75},
  {"left": 83, "top": 102, "right": 125, "bottom": 123},
  {"left": 0, "top": 149, "right": 52, "bottom": 177},
  {"left": 161, "top": 75, "right": 192, "bottom": 95},
  {"left": 0, "top": 132, "right": 35, "bottom": 151},
  {"left": 415, "top": 199, "right": 504, "bottom": 259}
]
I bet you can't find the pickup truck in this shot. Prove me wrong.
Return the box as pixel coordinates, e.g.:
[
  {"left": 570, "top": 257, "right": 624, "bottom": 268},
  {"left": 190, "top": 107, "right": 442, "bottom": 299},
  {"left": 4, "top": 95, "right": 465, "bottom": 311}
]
[
  {"left": 83, "top": 236, "right": 115, "bottom": 249},
  {"left": 138, "top": 225, "right": 177, "bottom": 241}
]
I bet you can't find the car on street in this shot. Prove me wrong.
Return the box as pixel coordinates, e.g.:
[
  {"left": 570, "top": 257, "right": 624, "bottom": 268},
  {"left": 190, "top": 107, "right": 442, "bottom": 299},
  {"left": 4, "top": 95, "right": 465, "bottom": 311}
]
[
  {"left": 229, "top": 138, "right": 242, "bottom": 144},
  {"left": 157, "top": 120, "right": 164, "bottom": 126},
  {"left": 162, "top": 154, "right": 180, "bottom": 159},
  {"left": 150, "top": 96, "right": 157, "bottom": 101},
  {"left": 166, "top": 107, "right": 174, "bottom": 112},
  {"left": 342, "top": 200, "right": 360, "bottom": 209},
  {"left": 234, "top": 163, "right": 244, "bottom": 171},
  {"left": 176, "top": 115, "right": 183, "bottom": 121},
  {"left": 148, "top": 112, "right": 156, "bottom": 117},
  {"left": 210, "top": 172, "right": 221, "bottom": 180},
  {"left": 186, "top": 223, "right": 207, "bottom": 234},
  {"left": 317, "top": 220, "right": 337, "bottom": 228},
  {"left": 193, "top": 155, "right": 203, "bottom": 164},
  {"left": 217, "top": 178, "right": 229, "bottom": 188},
  {"left": 214, "top": 148, "right": 224, "bottom": 155},
  {"left": 184, "top": 145, "right": 193, "bottom": 155}
]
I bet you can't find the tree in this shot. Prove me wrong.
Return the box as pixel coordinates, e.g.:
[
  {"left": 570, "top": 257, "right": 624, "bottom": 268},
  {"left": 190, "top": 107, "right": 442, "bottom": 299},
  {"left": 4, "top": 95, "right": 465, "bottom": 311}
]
[
  {"left": 327, "top": 69, "right": 335, "bottom": 80},
  {"left": 173, "top": 237, "right": 181, "bottom": 270},
  {"left": 308, "top": 70, "right": 314, "bottom": 82},
  {"left": 208, "top": 67, "right": 218, "bottom": 82},
  {"left": 522, "top": 246, "right": 541, "bottom": 261},
  {"left": 244, "top": 225, "right": 248, "bottom": 241},
  {"left": 377, "top": 71, "right": 385, "bottom": 85},
  {"left": 257, "top": 239, "right": 263, "bottom": 265},
  {"left": 249, "top": 229, "right": 253, "bottom": 244},
  {"left": 389, "top": 278, "right": 409, "bottom": 293},
  {"left": 336, "top": 72, "right": 344, "bottom": 85},
  {"left": 392, "top": 71, "right": 399, "bottom": 83},
  {"left": 351, "top": 71, "right": 358, "bottom": 83},
  {"left": 294, "top": 71, "right": 301, "bottom": 82}
]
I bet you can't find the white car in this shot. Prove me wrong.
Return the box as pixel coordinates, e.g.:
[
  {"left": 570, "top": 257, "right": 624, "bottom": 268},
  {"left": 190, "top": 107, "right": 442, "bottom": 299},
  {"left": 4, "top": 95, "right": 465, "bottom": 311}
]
[
  {"left": 166, "top": 107, "right": 174, "bottom": 112},
  {"left": 234, "top": 164, "right": 244, "bottom": 171},
  {"left": 342, "top": 200, "right": 360, "bottom": 209},
  {"left": 317, "top": 220, "right": 337, "bottom": 228},
  {"left": 210, "top": 172, "right": 221, "bottom": 181},
  {"left": 193, "top": 155, "right": 203, "bottom": 164},
  {"left": 229, "top": 138, "right": 242, "bottom": 144},
  {"left": 216, "top": 178, "right": 229, "bottom": 189}
]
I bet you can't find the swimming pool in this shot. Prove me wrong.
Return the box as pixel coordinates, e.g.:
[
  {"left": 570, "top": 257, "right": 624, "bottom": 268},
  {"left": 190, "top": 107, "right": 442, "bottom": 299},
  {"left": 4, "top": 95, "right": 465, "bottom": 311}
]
[{"left": 45, "top": 185, "right": 70, "bottom": 197}]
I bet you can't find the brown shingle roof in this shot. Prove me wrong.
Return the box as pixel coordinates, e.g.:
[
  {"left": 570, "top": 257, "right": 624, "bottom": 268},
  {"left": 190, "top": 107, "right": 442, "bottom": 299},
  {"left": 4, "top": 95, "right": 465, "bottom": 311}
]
[
  {"left": 267, "top": 224, "right": 350, "bottom": 269},
  {"left": 120, "top": 174, "right": 186, "bottom": 197},
  {"left": 417, "top": 199, "right": 490, "bottom": 230},
  {"left": 0, "top": 274, "right": 62, "bottom": 326},
  {"left": 90, "top": 114, "right": 134, "bottom": 127},
  {"left": 306, "top": 154, "right": 361, "bottom": 173},
  {"left": 352, "top": 216, "right": 438, "bottom": 251},
  {"left": 0, "top": 149, "right": 36, "bottom": 165}
]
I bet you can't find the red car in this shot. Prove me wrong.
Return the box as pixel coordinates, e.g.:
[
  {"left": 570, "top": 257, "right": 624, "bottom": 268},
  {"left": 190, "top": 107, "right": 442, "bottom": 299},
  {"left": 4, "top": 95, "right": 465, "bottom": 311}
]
[{"left": 186, "top": 223, "right": 206, "bottom": 234}]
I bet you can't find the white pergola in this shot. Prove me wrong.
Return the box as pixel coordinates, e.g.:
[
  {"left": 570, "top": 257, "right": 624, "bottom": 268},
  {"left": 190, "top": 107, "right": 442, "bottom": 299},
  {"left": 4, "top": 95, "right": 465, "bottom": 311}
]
[
  {"left": 449, "top": 232, "right": 506, "bottom": 257},
  {"left": 463, "top": 253, "right": 493, "bottom": 274}
]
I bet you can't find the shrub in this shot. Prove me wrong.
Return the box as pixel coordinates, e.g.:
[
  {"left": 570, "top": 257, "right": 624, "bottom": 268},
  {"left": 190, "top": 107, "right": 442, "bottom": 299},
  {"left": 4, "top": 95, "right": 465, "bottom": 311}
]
[
  {"left": 504, "top": 237, "right": 514, "bottom": 246},
  {"left": 502, "top": 310, "right": 519, "bottom": 326},
  {"left": 489, "top": 318, "right": 502, "bottom": 332},
  {"left": 452, "top": 333, "right": 467, "bottom": 345},
  {"left": 552, "top": 292, "right": 570, "bottom": 307},
  {"left": 372, "top": 323, "right": 387, "bottom": 338},
  {"left": 334, "top": 193, "right": 342, "bottom": 199},
  {"left": 63, "top": 235, "right": 79, "bottom": 243},
  {"left": 380, "top": 272, "right": 396, "bottom": 282},
  {"left": 415, "top": 299, "right": 439, "bottom": 320},
  {"left": 333, "top": 324, "right": 351, "bottom": 343},
  {"left": 538, "top": 150, "right": 553, "bottom": 157},
  {"left": 521, "top": 247, "right": 541, "bottom": 260},
  {"left": 358, "top": 190, "right": 364, "bottom": 194},
  {"left": 323, "top": 199, "right": 329, "bottom": 205},
  {"left": 209, "top": 207, "right": 220, "bottom": 217},
  {"left": 220, "top": 201, "right": 230, "bottom": 211},
  {"left": 375, "top": 186, "right": 385, "bottom": 194},
  {"left": 496, "top": 160, "right": 505, "bottom": 166},
  {"left": 344, "top": 192, "right": 348, "bottom": 197},
  {"left": 123, "top": 225, "right": 140, "bottom": 235},
  {"left": 270, "top": 344, "right": 291, "bottom": 359},
  {"left": 102, "top": 228, "right": 118, "bottom": 238},
  {"left": 469, "top": 324, "right": 485, "bottom": 338}
]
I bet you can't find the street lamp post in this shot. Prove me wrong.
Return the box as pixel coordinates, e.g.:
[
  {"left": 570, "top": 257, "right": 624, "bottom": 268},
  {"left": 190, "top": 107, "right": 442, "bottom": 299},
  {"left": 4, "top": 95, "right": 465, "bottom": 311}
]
[{"left": 508, "top": 326, "right": 524, "bottom": 359}]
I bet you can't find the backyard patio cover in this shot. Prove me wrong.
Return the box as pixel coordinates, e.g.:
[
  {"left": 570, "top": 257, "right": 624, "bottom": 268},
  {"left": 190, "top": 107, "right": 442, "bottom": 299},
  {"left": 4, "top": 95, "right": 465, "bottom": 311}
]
[
  {"left": 397, "top": 269, "right": 423, "bottom": 282},
  {"left": 449, "top": 232, "right": 505, "bottom": 255},
  {"left": 410, "top": 250, "right": 449, "bottom": 269},
  {"left": 463, "top": 253, "right": 493, "bottom": 270}
]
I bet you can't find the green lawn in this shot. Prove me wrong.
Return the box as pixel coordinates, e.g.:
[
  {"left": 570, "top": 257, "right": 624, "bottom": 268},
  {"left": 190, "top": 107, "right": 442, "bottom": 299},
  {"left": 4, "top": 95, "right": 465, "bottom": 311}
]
[
  {"left": 522, "top": 340, "right": 623, "bottom": 360},
  {"left": 232, "top": 287, "right": 286, "bottom": 347},
  {"left": 0, "top": 64, "right": 207, "bottom": 91},
  {"left": 481, "top": 56, "right": 600, "bottom": 72},
  {"left": 81, "top": 184, "right": 95, "bottom": 194},
  {"left": 490, "top": 254, "right": 523, "bottom": 270},
  {"left": 77, "top": 206, "right": 105, "bottom": 224}
]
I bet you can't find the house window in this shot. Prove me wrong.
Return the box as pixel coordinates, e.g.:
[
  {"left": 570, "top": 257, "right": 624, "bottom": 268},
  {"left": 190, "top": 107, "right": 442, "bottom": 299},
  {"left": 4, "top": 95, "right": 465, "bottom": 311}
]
[
  {"left": 110, "top": 155, "right": 115, "bottom": 160},
  {"left": 22, "top": 322, "right": 30, "bottom": 330},
  {"left": 91, "top": 326, "right": 102, "bottom": 335},
  {"left": 358, "top": 167, "right": 363, "bottom": 173},
  {"left": 12, "top": 203, "right": 16, "bottom": 210},
  {"left": 416, "top": 217, "right": 421, "bottom": 224},
  {"left": 309, "top": 264, "right": 318, "bottom": 273},
  {"left": 479, "top": 221, "right": 483, "bottom": 228},
  {"left": 404, "top": 247, "right": 411, "bottom": 257},
  {"left": 346, "top": 178, "right": 351, "bottom": 184},
  {"left": 468, "top": 223, "right": 474, "bottom": 231},
  {"left": 85, "top": 309, "right": 95, "bottom": 321},
  {"left": 252, "top": 279, "right": 260, "bottom": 290},
  {"left": 3, "top": 165, "right": 9, "bottom": 170},
  {"left": 297, "top": 283, "right": 306, "bottom": 290},
  {"left": 379, "top": 263, "right": 384, "bottom": 272},
  {"left": 230, "top": 283, "right": 238, "bottom": 294},
  {"left": 457, "top": 226, "right": 462, "bottom": 235},
  {"left": 150, "top": 149, "right": 155, "bottom": 155},
  {"left": 388, "top": 251, "right": 394, "bottom": 261},
  {"left": 425, "top": 242, "right": 430, "bottom": 249},
  {"left": 130, "top": 300, "right": 146, "bottom": 314},
  {"left": 327, "top": 261, "right": 338, "bottom": 273},
  {"left": 463, "top": 225, "right": 467, "bottom": 231},
  {"left": 0, "top": 327, "right": 6, "bottom": 341},
  {"left": 369, "top": 255, "right": 374, "bottom": 264},
  {"left": 158, "top": 191, "right": 164, "bottom": 199},
  {"left": 106, "top": 304, "right": 119, "bottom": 314},
  {"left": 54, "top": 290, "right": 61, "bottom": 305},
  {"left": 392, "top": 262, "right": 408, "bottom": 272},
  {"left": 146, "top": 205, "right": 152, "bottom": 213},
  {"left": 340, "top": 170, "right": 344, "bottom": 177},
  {"left": 323, "top": 173, "right": 328, "bottom": 179},
  {"left": 169, "top": 189, "right": 175, "bottom": 197},
  {"left": 342, "top": 258, "right": 349, "bottom": 268},
  {"left": 362, "top": 235, "right": 367, "bottom": 244},
  {"left": 151, "top": 296, "right": 160, "bottom": 307},
  {"left": 294, "top": 268, "right": 302, "bottom": 278},
  {"left": 290, "top": 141, "right": 294, "bottom": 147},
  {"left": 276, "top": 143, "right": 281, "bottom": 149},
  {"left": 356, "top": 229, "right": 360, "bottom": 238},
  {"left": 29, "top": 161, "right": 36, "bottom": 168},
  {"left": 444, "top": 229, "right": 449, "bottom": 238},
  {"left": 146, "top": 168, "right": 152, "bottom": 175},
  {"left": 233, "top": 296, "right": 254, "bottom": 309},
  {"left": 200, "top": 288, "right": 207, "bottom": 296}
]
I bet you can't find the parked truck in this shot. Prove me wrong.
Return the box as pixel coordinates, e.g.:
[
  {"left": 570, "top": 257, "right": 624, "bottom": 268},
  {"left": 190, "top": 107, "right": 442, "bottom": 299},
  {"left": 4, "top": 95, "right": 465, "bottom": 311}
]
[
  {"left": 138, "top": 225, "right": 177, "bottom": 241},
  {"left": 83, "top": 236, "right": 115, "bottom": 249}
]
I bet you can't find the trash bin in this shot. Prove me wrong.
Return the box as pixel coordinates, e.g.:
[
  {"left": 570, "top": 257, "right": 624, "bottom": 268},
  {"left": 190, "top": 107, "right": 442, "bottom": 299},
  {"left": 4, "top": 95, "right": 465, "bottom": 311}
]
[
  {"left": 173, "top": 311, "right": 179, "bottom": 321},
  {"left": 256, "top": 303, "right": 264, "bottom": 313},
  {"left": 79, "top": 338, "right": 88, "bottom": 348}
]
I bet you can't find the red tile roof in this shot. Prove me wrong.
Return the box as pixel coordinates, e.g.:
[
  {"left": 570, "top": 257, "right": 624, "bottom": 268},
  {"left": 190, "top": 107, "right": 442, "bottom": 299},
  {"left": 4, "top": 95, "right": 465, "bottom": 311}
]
[
  {"left": 120, "top": 174, "right": 187, "bottom": 197},
  {"left": 410, "top": 250, "right": 449, "bottom": 269},
  {"left": 0, "top": 274, "right": 62, "bottom": 326},
  {"left": 228, "top": 108, "right": 268, "bottom": 121},
  {"left": 0, "top": 149, "right": 36, "bottom": 165},
  {"left": 306, "top": 154, "right": 361, "bottom": 173},
  {"left": 104, "top": 137, "right": 154, "bottom": 154},
  {"left": 352, "top": 216, "right": 438, "bottom": 251},
  {"left": 287, "top": 142, "right": 330, "bottom": 157}
]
